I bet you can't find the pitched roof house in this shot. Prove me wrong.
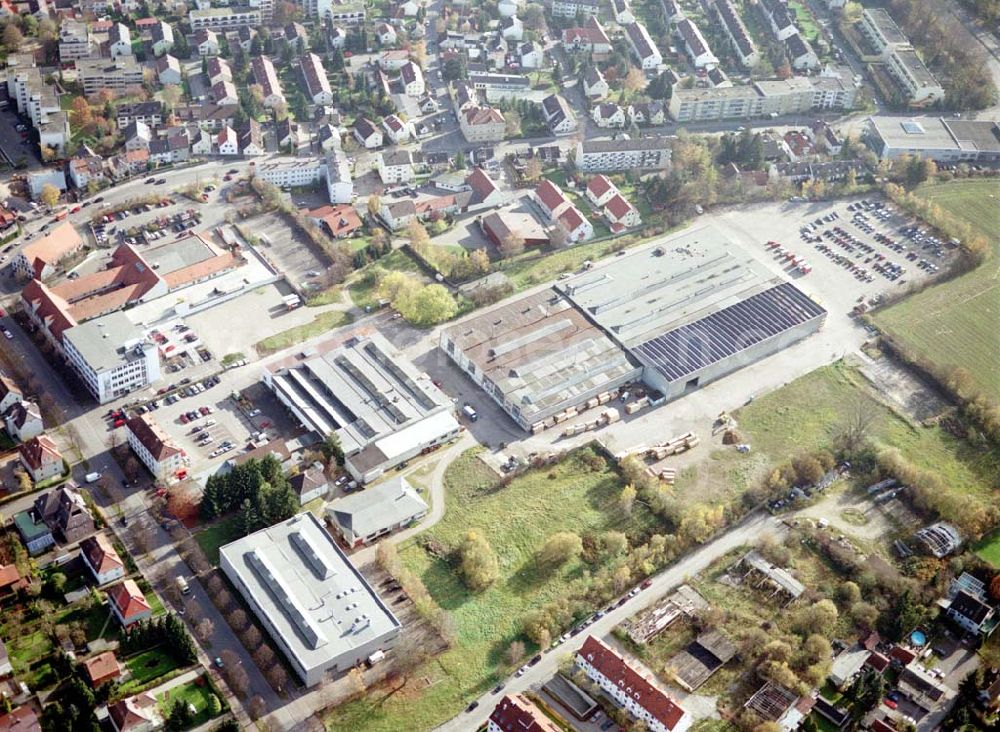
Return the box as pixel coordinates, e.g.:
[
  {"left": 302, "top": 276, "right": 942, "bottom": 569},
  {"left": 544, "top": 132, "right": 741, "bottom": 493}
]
[
  {"left": 82, "top": 651, "right": 123, "bottom": 688},
  {"left": 80, "top": 533, "right": 126, "bottom": 585},
  {"left": 107, "top": 579, "right": 152, "bottom": 627},
  {"left": 33, "top": 484, "right": 93, "bottom": 543},
  {"left": 18, "top": 434, "right": 63, "bottom": 483},
  {"left": 108, "top": 692, "right": 162, "bottom": 732},
  {"left": 488, "top": 694, "right": 561, "bottom": 731}
]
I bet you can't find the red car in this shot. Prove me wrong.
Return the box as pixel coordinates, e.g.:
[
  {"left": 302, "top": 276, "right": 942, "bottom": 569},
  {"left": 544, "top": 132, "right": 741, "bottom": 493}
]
[
  {"left": 113, "top": 418, "right": 125, "bottom": 428},
  {"left": 641, "top": 579, "right": 653, "bottom": 590},
  {"left": 179, "top": 414, "right": 190, "bottom": 424},
  {"left": 70, "top": 205, "right": 81, "bottom": 214},
  {"left": 883, "top": 699, "right": 897, "bottom": 710}
]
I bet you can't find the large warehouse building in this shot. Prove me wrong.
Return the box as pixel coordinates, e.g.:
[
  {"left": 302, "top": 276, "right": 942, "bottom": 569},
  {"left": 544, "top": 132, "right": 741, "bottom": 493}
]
[
  {"left": 264, "top": 333, "right": 460, "bottom": 483},
  {"left": 442, "top": 227, "right": 826, "bottom": 430},
  {"left": 220, "top": 512, "right": 400, "bottom": 686},
  {"left": 439, "top": 289, "right": 641, "bottom": 431}
]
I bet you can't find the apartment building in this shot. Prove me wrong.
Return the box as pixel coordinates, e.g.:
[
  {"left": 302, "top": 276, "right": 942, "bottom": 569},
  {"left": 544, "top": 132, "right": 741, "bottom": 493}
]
[
  {"left": 189, "top": 6, "right": 262, "bottom": 30},
  {"left": 858, "top": 8, "right": 909, "bottom": 57},
  {"left": 488, "top": 695, "right": 561, "bottom": 732},
  {"left": 59, "top": 20, "right": 93, "bottom": 61},
  {"left": 551, "top": 0, "right": 598, "bottom": 17},
  {"left": 886, "top": 48, "right": 944, "bottom": 105},
  {"left": 77, "top": 58, "right": 143, "bottom": 96},
  {"left": 400, "top": 61, "right": 425, "bottom": 96},
  {"left": 125, "top": 413, "right": 187, "bottom": 483},
  {"left": 377, "top": 149, "right": 415, "bottom": 184},
  {"left": 297, "top": 0, "right": 366, "bottom": 23},
  {"left": 115, "top": 101, "right": 164, "bottom": 128},
  {"left": 714, "top": 0, "right": 757, "bottom": 68},
  {"left": 668, "top": 76, "right": 856, "bottom": 121},
  {"left": 460, "top": 106, "right": 506, "bottom": 143},
  {"left": 300, "top": 53, "right": 333, "bottom": 105},
  {"left": 575, "top": 137, "right": 672, "bottom": 172},
  {"left": 577, "top": 637, "right": 692, "bottom": 732}
]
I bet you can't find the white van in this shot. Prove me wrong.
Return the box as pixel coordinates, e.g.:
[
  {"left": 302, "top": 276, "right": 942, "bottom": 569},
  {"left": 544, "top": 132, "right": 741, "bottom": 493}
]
[
  {"left": 85, "top": 472, "right": 101, "bottom": 483},
  {"left": 175, "top": 576, "right": 191, "bottom": 595},
  {"left": 462, "top": 404, "right": 478, "bottom": 422}
]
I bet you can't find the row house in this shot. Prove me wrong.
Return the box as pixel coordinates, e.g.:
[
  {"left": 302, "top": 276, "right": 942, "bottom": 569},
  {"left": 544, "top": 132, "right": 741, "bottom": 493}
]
[
  {"left": 251, "top": 56, "right": 286, "bottom": 108},
  {"left": 625, "top": 21, "right": 662, "bottom": 69},
  {"left": 714, "top": 0, "right": 758, "bottom": 68},
  {"left": 300, "top": 52, "right": 334, "bottom": 105},
  {"left": 677, "top": 18, "right": 718, "bottom": 68}
]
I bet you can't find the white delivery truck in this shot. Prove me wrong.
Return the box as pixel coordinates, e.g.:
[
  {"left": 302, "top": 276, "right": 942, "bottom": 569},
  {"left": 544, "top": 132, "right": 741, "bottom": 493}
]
[{"left": 85, "top": 472, "right": 101, "bottom": 483}]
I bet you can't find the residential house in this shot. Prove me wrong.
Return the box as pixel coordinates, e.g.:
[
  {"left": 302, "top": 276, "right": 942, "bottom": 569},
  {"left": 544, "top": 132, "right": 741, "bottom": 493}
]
[
  {"left": 239, "top": 120, "right": 265, "bottom": 156},
  {"left": 0, "top": 707, "right": 40, "bottom": 732},
  {"left": 301, "top": 53, "right": 333, "bottom": 105},
  {"left": 379, "top": 49, "right": 411, "bottom": 71},
  {"left": 194, "top": 29, "right": 219, "bottom": 56},
  {"left": 460, "top": 106, "right": 506, "bottom": 143},
  {"left": 33, "top": 484, "right": 94, "bottom": 543},
  {"left": 541, "top": 94, "right": 577, "bottom": 135},
  {"left": 125, "top": 414, "right": 187, "bottom": 483},
  {"left": 353, "top": 117, "right": 383, "bottom": 149},
  {"left": 786, "top": 33, "right": 819, "bottom": 70},
  {"left": 206, "top": 57, "right": 232, "bottom": 85},
  {"left": 376, "top": 22, "right": 398, "bottom": 45},
  {"left": 150, "top": 21, "right": 174, "bottom": 56},
  {"left": 488, "top": 694, "right": 562, "bottom": 732},
  {"left": 465, "top": 167, "right": 509, "bottom": 210},
  {"left": 592, "top": 102, "right": 626, "bottom": 128},
  {"left": 80, "top": 533, "right": 126, "bottom": 586},
  {"left": 317, "top": 123, "right": 343, "bottom": 151},
  {"left": 18, "top": 434, "right": 62, "bottom": 482},
  {"left": 107, "top": 23, "right": 132, "bottom": 59},
  {"left": 613, "top": 0, "right": 635, "bottom": 25},
  {"left": 383, "top": 114, "right": 414, "bottom": 144},
  {"left": 124, "top": 120, "right": 152, "bottom": 152},
  {"left": 4, "top": 401, "right": 43, "bottom": 442},
  {"left": 0, "top": 372, "right": 22, "bottom": 414},
  {"left": 501, "top": 15, "right": 524, "bottom": 41},
  {"left": 251, "top": 56, "right": 285, "bottom": 108},
  {"left": 82, "top": 651, "right": 123, "bottom": 688},
  {"left": 236, "top": 26, "right": 258, "bottom": 53},
  {"left": 629, "top": 101, "right": 667, "bottom": 125},
  {"left": 155, "top": 54, "right": 182, "bottom": 85},
  {"left": 0, "top": 565, "right": 26, "bottom": 599},
  {"left": 947, "top": 590, "right": 997, "bottom": 637},
  {"left": 558, "top": 205, "right": 593, "bottom": 242},
  {"left": 378, "top": 149, "right": 415, "bottom": 184},
  {"left": 325, "top": 475, "right": 428, "bottom": 546},
  {"left": 586, "top": 174, "right": 619, "bottom": 207},
  {"left": 577, "top": 637, "right": 691, "bottom": 732},
  {"left": 379, "top": 199, "right": 418, "bottom": 230},
  {"left": 677, "top": 18, "right": 717, "bottom": 68},
  {"left": 277, "top": 119, "right": 302, "bottom": 150},
  {"left": 400, "top": 61, "right": 425, "bottom": 96},
  {"left": 714, "top": 0, "right": 758, "bottom": 68},
  {"left": 107, "top": 580, "right": 153, "bottom": 628},
  {"left": 190, "top": 129, "right": 213, "bottom": 156},
  {"left": 583, "top": 67, "right": 609, "bottom": 99},
  {"left": 625, "top": 21, "right": 662, "bottom": 69},
  {"left": 534, "top": 179, "right": 570, "bottom": 219},
  {"left": 307, "top": 204, "right": 364, "bottom": 239},
  {"left": 108, "top": 692, "right": 162, "bottom": 732},
  {"left": 758, "top": 0, "right": 799, "bottom": 41},
  {"left": 562, "top": 17, "right": 612, "bottom": 55},
  {"left": 517, "top": 41, "right": 543, "bottom": 69},
  {"left": 212, "top": 80, "right": 238, "bottom": 105},
  {"left": 12, "top": 222, "right": 83, "bottom": 280},
  {"left": 13, "top": 508, "right": 54, "bottom": 555},
  {"left": 330, "top": 26, "right": 347, "bottom": 48},
  {"left": 217, "top": 126, "right": 239, "bottom": 155}
]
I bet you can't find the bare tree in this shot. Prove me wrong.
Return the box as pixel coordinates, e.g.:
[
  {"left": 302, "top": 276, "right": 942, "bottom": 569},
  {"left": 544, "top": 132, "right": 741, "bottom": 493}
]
[
  {"left": 248, "top": 695, "right": 267, "bottom": 719},
  {"left": 226, "top": 665, "right": 250, "bottom": 698},
  {"left": 228, "top": 608, "right": 248, "bottom": 632},
  {"left": 185, "top": 598, "right": 205, "bottom": 624},
  {"left": 241, "top": 625, "right": 262, "bottom": 651},
  {"left": 195, "top": 618, "right": 215, "bottom": 643},
  {"left": 206, "top": 575, "right": 223, "bottom": 594},
  {"left": 835, "top": 394, "right": 878, "bottom": 456},
  {"left": 252, "top": 645, "right": 275, "bottom": 669},
  {"left": 219, "top": 649, "right": 241, "bottom": 668},
  {"left": 505, "top": 640, "right": 526, "bottom": 666},
  {"left": 265, "top": 663, "right": 288, "bottom": 692}
]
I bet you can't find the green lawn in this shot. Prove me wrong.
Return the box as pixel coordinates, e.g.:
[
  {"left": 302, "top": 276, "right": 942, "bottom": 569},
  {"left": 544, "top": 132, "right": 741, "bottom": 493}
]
[
  {"left": 157, "top": 677, "right": 223, "bottom": 729},
  {"left": 122, "top": 647, "right": 184, "bottom": 691},
  {"left": 194, "top": 515, "right": 242, "bottom": 566},
  {"left": 0, "top": 429, "right": 16, "bottom": 450},
  {"left": 254, "top": 310, "right": 353, "bottom": 356},
  {"left": 328, "top": 446, "right": 659, "bottom": 732},
  {"left": 874, "top": 179, "right": 1000, "bottom": 401},
  {"left": 735, "top": 361, "right": 1000, "bottom": 510},
  {"left": 974, "top": 531, "right": 1000, "bottom": 568}
]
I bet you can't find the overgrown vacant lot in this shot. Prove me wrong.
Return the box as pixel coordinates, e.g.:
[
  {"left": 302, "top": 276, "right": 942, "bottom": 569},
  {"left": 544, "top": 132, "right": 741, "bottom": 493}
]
[
  {"left": 327, "top": 446, "right": 658, "bottom": 732},
  {"left": 875, "top": 179, "right": 1000, "bottom": 400}
]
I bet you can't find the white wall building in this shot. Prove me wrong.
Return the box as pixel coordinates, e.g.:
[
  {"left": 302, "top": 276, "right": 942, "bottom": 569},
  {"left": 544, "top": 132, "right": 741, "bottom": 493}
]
[{"left": 62, "top": 313, "right": 161, "bottom": 405}]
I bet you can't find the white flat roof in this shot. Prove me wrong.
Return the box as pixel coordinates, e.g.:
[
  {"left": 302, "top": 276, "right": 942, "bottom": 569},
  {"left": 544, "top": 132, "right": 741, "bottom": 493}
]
[
  {"left": 373, "top": 409, "right": 460, "bottom": 461},
  {"left": 219, "top": 512, "right": 399, "bottom": 676}
]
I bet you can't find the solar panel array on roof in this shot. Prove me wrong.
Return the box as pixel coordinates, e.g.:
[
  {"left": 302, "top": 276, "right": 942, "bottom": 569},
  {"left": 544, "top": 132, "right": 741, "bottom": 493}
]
[{"left": 633, "top": 282, "right": 826, "bottom": 383}]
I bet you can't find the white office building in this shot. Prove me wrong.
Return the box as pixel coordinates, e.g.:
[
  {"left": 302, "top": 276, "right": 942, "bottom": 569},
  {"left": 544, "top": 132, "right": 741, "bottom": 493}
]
[{"left": 62, "top": 313, "right": 161, "bottom": 405}]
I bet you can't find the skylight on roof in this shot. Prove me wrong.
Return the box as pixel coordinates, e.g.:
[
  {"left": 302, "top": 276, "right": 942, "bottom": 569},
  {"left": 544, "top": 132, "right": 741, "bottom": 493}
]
[{"left": 901, "top": 120, "right": 924, "bottom": 135}]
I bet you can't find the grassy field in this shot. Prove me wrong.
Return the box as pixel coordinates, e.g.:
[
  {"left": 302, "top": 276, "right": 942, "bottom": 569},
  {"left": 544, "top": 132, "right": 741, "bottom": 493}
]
[
  {"left": 327, "top": 446, "right": 659, "bottom": 732},
  {"left": 194, "top": 515, "right": 242, "bottom": 566},
  {"left": 974, "top": 531, "right": 1000, "bottom": 568},
  {"left": 157, "top": 677, "right": 223, "bottom": 728},
  {"left": 874, "top": 179, "right": 1000, "bottom": 401},
  {"left": 734, "top": 361, "right": 999, "bottom": 506},
  {"left": 346, "top": 248, "right": 424, "bottom": 310},
  {"left": 254, "top": 310, "right": 353, "bottom": 356},
  {"left": 122, "top": 647, "right": 184, "bottom": 691}
]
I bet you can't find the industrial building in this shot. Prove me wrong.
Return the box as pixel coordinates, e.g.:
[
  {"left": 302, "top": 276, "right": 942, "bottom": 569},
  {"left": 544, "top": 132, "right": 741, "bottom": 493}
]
[
  {"left": 439, "top": 289, "right": 641, "bottom": 432},
  {"left": 442, "top": 227, "right": 825, "bottom": 430},
  {"left": 556, "top": 230, "right": 826, "bottom": 400},
  {"left": 220, "top": 512, "right": 400, "bottom": 687},
  {"left": 864, "top": 116, "right": 1000, "bottom": 162},
  {"left": 263, "top": 333, "right": 460, "bottom": 483}
]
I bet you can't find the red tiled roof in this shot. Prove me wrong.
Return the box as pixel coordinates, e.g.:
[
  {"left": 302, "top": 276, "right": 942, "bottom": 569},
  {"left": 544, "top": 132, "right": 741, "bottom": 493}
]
[
  {"left": 108, "top": 693, "right": 158, "bottom": 732},
  {"left": 587, "top": 174, "right": 615, "bottom": 200},
  {"left": 81, "top": 533, "right": 123, "bottom": 576},
  {"left": 0, "top": 705, "right": 40, "bottom": 732},
  {"left": 20, "top": 279, "right": 77, "bottom": 341},
  {"left": 578, "top": 636, "right": 686, "bottom": 730},
  {"left": 489, "top": 694, "right": 561, "bottom": 732},
  {"left": 558, "top": 205, "right": 586, "bottom": 233},
  {"left": 20, "top": 223, "right": 83, "bottom": 279},
  {"left": 865, "top": 652, "right": 890, "bottom": 673},
  {"left": 464, "top": 106, "right": 504, "bottom": 126},
  {"left": 82, "top": 651, "right": 122, "bottom": 686},
  {"left": 0, "top": 564, "right": 21, "bottom": 590},
  {"left": 889, "top": 646, "right": 916, "bottom": 665},
  {"left": 535, "top": 179, "right": 567, "bottom": 213},
  {"left": 107, "top": 579, "right": 151, "bottom": 622},
  {"left": 125, "top": 414, "right": 182, "bottom": 461},
  {"left": 18, "top": 435, "right": 61, "bottom": 472},
  {"left": 605, "top": 194, "right": 634, "bottom": 221},
  {"left": 871, "top": 719, "right": 896, "bottom": 732},
  {"left": 467, "top": 167, "right": 499, "bottom": 201},
  {"left": 307, "top": 205, "right": 363, "bottom": 238}
]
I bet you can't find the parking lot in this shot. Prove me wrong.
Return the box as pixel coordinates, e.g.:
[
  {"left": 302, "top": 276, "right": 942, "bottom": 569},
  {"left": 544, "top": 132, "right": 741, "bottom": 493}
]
[{"left": 244, "top": 211, "right": 330, "bottom": 291}]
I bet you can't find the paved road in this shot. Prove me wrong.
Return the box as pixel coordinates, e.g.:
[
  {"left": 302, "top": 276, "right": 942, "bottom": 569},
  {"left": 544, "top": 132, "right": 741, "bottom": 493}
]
[{"left": 433, "top": 510, "right": 784, "bottom": 731}]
